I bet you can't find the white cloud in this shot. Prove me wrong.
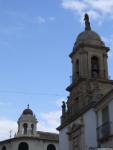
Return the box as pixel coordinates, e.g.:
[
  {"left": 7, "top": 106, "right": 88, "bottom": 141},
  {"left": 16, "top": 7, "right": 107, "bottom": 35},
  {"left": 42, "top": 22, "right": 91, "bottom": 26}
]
[
  {"left": 6, "top": 10, "right": 55, "bottom": 24},
  {"left": 0, "top": 11, "right": 56, "bottom": 41},
  {"left": 37, "top": 16, "right": 46, "bottom": 24},
  {"left": 37, "top": 16, "right": 56, "bottom": 24},
  {"left": 0, "top": 118, "right": 17, "bottom": 141},
  {"left": 85, "top": 0, "right": 113, "bottom": 14},
  {"left": 48, "top": 17, "right": 56, "bottom": 21},
  {"left": 38, "top": 111, "right": 61, "bottom": 133},
  {"left": 62, "top": 0, "right": 87, "bottom": 13},
  {"left": 61, "top": 0, "right": 113, "bottom": 23}
]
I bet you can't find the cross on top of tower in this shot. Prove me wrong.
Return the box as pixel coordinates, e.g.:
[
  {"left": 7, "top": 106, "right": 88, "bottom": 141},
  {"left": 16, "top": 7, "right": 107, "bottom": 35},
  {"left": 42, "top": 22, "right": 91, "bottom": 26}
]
[{"left": 84, "top": 13, "right": 91, "bottom": 31}]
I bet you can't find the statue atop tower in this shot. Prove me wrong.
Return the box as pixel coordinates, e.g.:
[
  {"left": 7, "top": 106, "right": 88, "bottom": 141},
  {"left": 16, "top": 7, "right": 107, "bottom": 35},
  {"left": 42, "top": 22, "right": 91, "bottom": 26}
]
[{"left": 84, "top": 13, "right": 91, "bottom": 31}]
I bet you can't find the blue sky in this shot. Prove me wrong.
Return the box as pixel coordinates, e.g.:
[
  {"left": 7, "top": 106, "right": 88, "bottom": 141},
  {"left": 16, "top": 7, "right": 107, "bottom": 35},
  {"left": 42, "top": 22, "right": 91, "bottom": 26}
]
[{"left": 0, "top": 0, "right": 113, "bottom": 140}]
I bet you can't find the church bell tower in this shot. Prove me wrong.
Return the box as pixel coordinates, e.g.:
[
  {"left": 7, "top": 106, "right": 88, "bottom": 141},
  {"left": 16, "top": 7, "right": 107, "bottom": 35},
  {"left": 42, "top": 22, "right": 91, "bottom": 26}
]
[
  {"left": 59, "top": 14, "right": 113, "bottom": 128},
  {"left": 71, "top": 14, "right": 109, "bottom": 83},
  {"left": 16, "top": 105, "right": 38, "bottom": 137}
]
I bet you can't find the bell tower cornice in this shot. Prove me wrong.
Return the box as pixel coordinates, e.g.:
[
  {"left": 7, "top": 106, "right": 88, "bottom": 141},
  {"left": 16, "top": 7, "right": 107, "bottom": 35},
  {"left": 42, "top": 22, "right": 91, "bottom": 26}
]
[{"left": 70, "top": 43, "right": 109, "bottom": 58}]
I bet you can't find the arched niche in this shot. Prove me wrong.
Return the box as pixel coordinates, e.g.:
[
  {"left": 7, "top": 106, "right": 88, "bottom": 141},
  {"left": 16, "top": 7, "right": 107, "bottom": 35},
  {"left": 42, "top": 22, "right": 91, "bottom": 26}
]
[
  {"left": 18, "top": 142, "right": 29, "bottom": 150},
  {"left": 91, "top": 56, "right": 99, "bottom": 78},
  {"left": 47, "top": 144, "right": 56, "bottom": 150},
  {"left": 23, "top": 123, "right": 28, "bottom": 135},
  {"left": 31, "top": 124, "right": 34, "bottom": 134},
  {"left": 2, "top": 146, "right": 6, "bottom": 150}
]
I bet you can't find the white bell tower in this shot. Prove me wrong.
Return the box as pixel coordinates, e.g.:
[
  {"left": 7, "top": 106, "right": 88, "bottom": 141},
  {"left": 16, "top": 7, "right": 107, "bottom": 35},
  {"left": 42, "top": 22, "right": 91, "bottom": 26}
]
[{"left": 16, "top": 105, "right": 37, "bottom": 137}]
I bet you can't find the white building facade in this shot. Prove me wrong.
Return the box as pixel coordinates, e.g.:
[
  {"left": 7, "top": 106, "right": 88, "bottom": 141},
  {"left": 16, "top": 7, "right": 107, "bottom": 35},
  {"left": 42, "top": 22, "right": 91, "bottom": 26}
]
[{"left": 57, "top": 14, "right": 113, "bottom": 150}]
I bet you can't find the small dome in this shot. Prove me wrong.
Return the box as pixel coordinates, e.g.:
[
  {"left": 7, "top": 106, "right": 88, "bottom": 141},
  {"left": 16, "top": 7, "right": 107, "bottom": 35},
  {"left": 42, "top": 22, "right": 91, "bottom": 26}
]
[
  {"left": 76, "top": 30, "right": 101, "bottom": 42},
  {"left": 22, "top": 107, "right": 33, "bottom": 115}
]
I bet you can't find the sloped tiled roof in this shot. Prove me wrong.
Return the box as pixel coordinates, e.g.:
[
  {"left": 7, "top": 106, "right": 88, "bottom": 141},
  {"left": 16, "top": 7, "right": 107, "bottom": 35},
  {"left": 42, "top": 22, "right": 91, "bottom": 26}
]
[{"left": 38, "top": 131, "right": 59, "bottom": 141}]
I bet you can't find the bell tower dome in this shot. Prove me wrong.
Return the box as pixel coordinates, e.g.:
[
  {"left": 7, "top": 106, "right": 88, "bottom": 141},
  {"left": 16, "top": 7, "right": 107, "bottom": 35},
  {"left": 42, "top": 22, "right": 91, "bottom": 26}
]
[{"left": 16, "top": 105, "right": 37, "bottom": 137}]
